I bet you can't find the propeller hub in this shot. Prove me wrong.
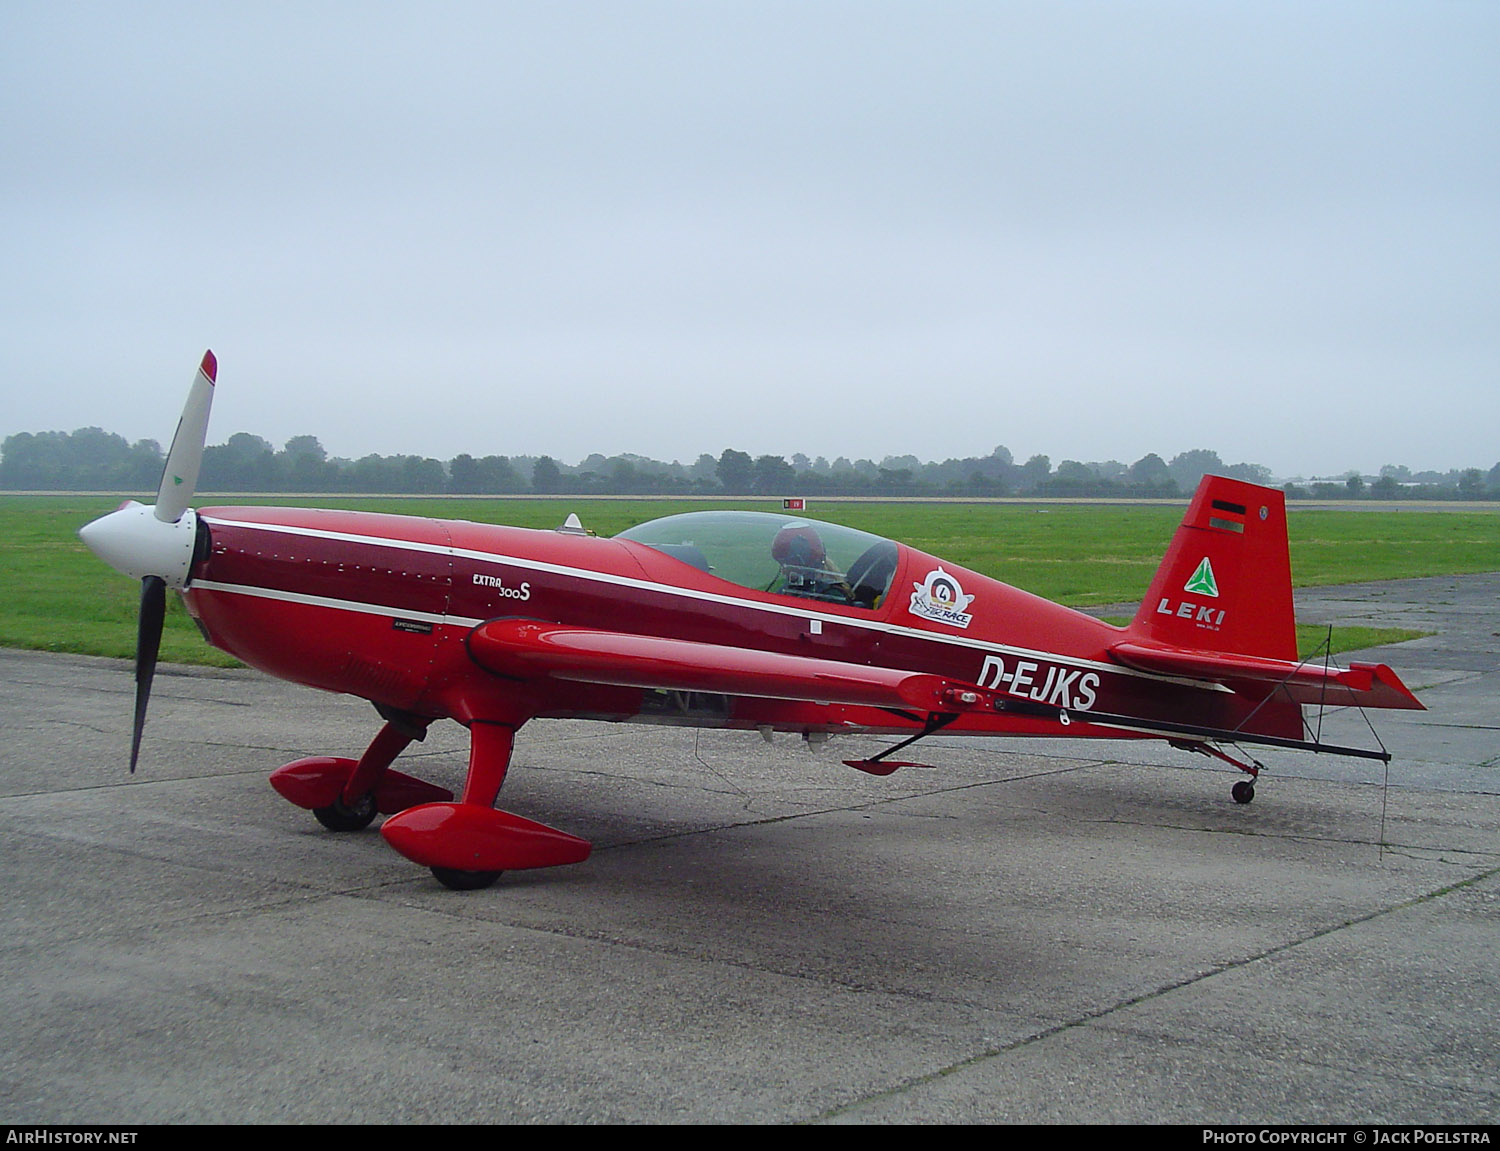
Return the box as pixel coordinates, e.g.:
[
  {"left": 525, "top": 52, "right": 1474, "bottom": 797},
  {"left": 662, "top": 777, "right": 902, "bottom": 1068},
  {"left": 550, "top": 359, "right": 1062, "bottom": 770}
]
[{"left": 79, "top": 502, "right": 201, "bottom": 588}]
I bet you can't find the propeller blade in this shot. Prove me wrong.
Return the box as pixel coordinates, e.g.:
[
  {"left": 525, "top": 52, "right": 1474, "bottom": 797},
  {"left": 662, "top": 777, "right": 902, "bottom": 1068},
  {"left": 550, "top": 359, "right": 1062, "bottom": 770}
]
[
  {"left": 154, "top": 350, "right": 216, "bottom": 524},
  {"left": 131, "top": 575, "right": 167, "bottom": 774},
  {"left": 79, "top": 350, "right": 220, "bottom": 772}
]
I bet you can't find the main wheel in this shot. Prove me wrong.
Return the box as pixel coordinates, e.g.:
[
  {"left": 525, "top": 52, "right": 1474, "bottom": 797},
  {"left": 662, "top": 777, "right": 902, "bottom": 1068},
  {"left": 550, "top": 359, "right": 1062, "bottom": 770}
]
[
  {"left": 1231, "top": 780, "right": 1256, "bottom": 805},
  {"left": 313, "top": 791, "right": 378, "bottom": 831},
  {"left": 431, "top": 867, "right": 503, "bottom": 891}
]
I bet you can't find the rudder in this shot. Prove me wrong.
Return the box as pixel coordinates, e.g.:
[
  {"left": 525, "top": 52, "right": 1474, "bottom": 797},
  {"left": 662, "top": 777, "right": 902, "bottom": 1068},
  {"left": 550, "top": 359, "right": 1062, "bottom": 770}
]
[{"left": 1128, "top": 476, "right": 1296, "bottom": 661}]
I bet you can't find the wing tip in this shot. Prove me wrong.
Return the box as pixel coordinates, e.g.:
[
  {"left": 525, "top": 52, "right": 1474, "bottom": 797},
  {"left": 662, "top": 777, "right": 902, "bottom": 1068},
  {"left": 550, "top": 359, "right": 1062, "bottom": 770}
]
[{"left": 200, "top": 349, "right": 217, "bottom": 383}]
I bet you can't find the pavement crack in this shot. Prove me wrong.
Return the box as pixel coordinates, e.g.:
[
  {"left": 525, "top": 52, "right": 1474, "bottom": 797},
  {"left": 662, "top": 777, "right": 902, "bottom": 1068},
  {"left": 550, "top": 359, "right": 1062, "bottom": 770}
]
[{"left": 810, "top": 860, "right": 1500, "bottom": 1122}]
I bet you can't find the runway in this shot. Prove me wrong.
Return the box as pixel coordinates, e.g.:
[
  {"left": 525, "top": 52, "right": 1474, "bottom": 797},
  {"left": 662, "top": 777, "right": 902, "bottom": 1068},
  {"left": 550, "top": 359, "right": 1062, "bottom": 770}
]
[{"left": 1, "top": 576, "right": 1496, "bottom": 1123}]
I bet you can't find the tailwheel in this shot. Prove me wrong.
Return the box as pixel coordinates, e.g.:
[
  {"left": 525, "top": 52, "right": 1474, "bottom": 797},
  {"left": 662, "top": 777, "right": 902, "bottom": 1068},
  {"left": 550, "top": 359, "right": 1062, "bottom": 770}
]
[
  {"left": 1171, "top": 741, "right": 1262, "bottom": 807},
  {"left": 431, "top": 867, "right": 502, "bottom": 891},
  {"left": 314, "top": 790, "right": 377, "bottom": 831}
]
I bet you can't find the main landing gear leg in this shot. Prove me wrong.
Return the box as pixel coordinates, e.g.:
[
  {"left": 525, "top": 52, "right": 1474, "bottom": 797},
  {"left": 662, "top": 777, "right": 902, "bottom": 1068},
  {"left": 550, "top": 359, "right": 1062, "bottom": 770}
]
[
  {"left": 461, "top": 720, "right": 514, "bottom": 808},
  {"left": 379, "top": 720, "right": 592, "bottom": 891},
  {"left": 269, "top": 718, "right": 454, "bottom": 831}
]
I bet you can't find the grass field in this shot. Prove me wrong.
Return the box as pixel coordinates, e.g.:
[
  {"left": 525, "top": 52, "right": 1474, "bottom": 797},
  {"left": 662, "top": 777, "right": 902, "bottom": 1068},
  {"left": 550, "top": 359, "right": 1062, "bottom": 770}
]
[{"left": 5, "top": 495, "right": 1494, "bottom": 666}]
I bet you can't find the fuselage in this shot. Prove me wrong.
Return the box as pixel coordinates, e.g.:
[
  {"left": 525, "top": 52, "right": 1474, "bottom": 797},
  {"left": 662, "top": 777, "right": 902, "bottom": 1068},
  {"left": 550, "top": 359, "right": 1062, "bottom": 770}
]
[{"left": 183, "top": 506, "right": 1293, "bottom": 740}]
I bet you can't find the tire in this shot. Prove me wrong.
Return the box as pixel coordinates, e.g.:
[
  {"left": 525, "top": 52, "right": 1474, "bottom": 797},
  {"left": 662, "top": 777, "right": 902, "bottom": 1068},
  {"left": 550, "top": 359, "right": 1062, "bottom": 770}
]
[
  {"left": 431, "top": 867, "right": 502, "bottom": 891},
  {"left": 313, "top": 791, "right": 378, "bottom": 831}
]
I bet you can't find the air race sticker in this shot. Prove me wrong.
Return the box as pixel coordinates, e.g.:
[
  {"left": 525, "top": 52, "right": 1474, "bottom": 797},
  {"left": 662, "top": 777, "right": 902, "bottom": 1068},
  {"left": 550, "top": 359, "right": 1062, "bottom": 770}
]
[{"left": 909, "top": 567, "right": 975, "bottom": 629}]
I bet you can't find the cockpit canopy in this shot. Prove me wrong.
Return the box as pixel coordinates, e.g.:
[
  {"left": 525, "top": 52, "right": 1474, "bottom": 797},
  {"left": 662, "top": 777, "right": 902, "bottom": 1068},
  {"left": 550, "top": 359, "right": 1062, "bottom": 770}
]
[{"left": 617, "top": 511, "right": 899, "bottom": 610}]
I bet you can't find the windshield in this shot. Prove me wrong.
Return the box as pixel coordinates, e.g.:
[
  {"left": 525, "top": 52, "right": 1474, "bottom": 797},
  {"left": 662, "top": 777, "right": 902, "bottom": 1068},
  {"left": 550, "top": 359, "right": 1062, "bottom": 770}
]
[{"left": 618, "top": 511, "right": 899, "bottom": 609}]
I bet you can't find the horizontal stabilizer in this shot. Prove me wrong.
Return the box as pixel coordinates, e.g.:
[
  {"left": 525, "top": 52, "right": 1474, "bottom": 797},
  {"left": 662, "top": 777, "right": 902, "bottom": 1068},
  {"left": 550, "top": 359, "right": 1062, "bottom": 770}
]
[{"left": 1110, "top": 640, "right": 1425, "bottom": 711}]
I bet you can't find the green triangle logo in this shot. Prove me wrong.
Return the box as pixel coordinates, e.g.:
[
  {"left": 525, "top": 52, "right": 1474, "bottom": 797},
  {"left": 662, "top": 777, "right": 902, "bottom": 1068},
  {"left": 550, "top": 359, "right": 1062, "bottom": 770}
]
[{"left": 1184, "top": 557, "right": 1219, "bottom": 598}]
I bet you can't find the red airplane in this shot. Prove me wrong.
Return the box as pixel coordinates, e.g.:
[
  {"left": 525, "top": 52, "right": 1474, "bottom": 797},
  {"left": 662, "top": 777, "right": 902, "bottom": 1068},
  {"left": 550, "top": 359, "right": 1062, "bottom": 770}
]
[{"left": 80, "top": 353, "right": 1424, "bottom": 889}]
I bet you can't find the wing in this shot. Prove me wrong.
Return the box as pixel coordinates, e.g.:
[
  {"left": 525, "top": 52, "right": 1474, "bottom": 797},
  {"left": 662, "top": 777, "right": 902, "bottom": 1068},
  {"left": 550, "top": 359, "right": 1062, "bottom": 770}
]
[{"left": 467, "top": 619, "right": 988, "bottom": 712}]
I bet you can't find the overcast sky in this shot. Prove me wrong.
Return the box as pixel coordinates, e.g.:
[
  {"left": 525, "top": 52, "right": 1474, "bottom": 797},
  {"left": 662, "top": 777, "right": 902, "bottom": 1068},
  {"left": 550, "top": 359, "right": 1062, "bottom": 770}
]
[{"left": 3, "top": 2, "right": 1495, "bottom": 478}]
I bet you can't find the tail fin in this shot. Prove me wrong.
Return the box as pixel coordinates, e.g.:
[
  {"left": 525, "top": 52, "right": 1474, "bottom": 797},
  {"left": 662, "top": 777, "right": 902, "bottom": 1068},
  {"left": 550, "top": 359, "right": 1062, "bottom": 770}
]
[{"left": 1128, "top": 475, "right": 1296, "bottom": 660}]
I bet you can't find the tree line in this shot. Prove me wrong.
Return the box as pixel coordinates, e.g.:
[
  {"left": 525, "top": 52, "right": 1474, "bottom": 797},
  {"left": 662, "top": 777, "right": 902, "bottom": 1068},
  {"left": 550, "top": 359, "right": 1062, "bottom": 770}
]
[{"left": 3, "top": 426, "right": 1497, "bottom": 500}]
